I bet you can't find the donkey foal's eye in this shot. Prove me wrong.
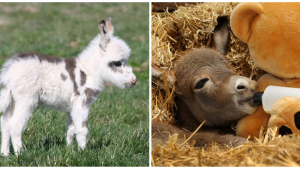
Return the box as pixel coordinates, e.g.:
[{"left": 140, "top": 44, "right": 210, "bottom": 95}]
[
  {"left": 113, "top": 61, "right": 122, "bottom": 67},
  {"left": 195, "top": 78, "right": 209, "bottom": 89}
]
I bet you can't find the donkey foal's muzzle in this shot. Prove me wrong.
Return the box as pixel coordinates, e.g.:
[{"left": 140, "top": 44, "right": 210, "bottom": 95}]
[{"left": 126, "top": 73, "right": 137, "bottom": 88}]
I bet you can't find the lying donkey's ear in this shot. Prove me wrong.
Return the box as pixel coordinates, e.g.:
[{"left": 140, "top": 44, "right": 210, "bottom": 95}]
[
  {"left": 99, "top": 19, "right": 108, "bottom": 51},
  {"left": 207, "top": 16, "right": 230, "bottom": 55},
  {"left": 152, "top": 65, "right": 176, "bottom": 91}
]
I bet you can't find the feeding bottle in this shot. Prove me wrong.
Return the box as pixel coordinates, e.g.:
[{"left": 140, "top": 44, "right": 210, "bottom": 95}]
[{"left": 252, "top": 86, "right": 300, "bottom": 113}]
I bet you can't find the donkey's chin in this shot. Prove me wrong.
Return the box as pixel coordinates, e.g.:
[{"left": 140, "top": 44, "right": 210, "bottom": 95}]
[
  {"left": 238, "top": 97, "right": 258, "bottom": 115},
  {"left": 125, "top": 82, "right": 136, "bottom": 88}
]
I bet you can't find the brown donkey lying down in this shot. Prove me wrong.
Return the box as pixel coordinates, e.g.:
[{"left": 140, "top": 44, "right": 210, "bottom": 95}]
[{"left": 152, "top": 17, "right": 257, "bottom": 147}]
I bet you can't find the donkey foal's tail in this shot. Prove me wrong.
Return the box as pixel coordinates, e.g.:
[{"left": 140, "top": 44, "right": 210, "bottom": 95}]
[{"left": 0, "top": 84, "right": 12, "bottom": 113}]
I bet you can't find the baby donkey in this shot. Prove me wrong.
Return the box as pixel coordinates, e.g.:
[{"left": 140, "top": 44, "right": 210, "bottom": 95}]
[{"left": 0, "top": 17, "right": 136, "bottom": 156}]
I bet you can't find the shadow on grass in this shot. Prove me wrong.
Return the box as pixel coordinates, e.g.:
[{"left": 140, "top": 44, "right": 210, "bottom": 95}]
[
  {"left": 43, "top": 134, "right": 65, "bottom": 151},
  {"left": 88, "top": 139, "right": 112, "bottom": 151},
  {"left": 24, "top": 133, "right": 66, "bottom": 151}
]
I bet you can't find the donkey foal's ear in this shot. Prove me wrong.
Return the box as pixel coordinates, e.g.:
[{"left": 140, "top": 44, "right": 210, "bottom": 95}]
[
  {"left": 99, "top": 19, "right": 109, "bottom": 51},
  {"left": 106, "top": 17, "right": 114, "bottom": 37},
  {"left": 207, "top": 16, "right": 230, "bottom": 55}
]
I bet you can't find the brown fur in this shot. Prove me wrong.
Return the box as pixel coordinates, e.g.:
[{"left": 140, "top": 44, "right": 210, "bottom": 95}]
[
  {"left": 82, "top": 119, "right": 88, "bottom": 128},
  {"left": 0, "top": 82, "right": 4, "bottom": 89},
  {"left": 80, "top": 70, "right": 86, "bottom": 86},
  {"left": 16, "top": 52, "right": 62, "bottom": 63},
  {"left": 84, "top": 88, "right": 99, "bottom": 104},
  {"left": 174, "top": 48, "right": 256, "bottom": 127},
  {"left": 60, "top": 73, "right": 67, "bottom": 81},
  {"left": 65, "top": 58, "right": 79, "bottom": 95},
  {"left": 152, "top": 121, "right": 246, "bottom": 147}
]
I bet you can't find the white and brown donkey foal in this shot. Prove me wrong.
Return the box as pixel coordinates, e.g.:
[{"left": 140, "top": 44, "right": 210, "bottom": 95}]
[{"left": 0, "top": 17, "right": 136, "bottom": 156}]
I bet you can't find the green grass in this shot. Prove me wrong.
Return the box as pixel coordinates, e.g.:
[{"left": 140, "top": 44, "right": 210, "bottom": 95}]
[{"left": 0, "top": 3, "right": 149, "bottom": 166}]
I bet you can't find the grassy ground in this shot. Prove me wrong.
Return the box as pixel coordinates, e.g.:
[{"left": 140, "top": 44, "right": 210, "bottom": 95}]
[{"left": 0, "top": 3, "right": 149, "bottom": 166}]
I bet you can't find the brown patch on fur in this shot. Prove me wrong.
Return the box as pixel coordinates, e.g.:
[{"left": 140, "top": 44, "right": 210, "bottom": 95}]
[
  {"left": 61, "top": 73, "right": 67, "bottom": 81},
  {"left": 65, "top": 58, "right": 79, "bottom": 95},
  {"left": 80, "top": 70, "right": 86, "bottom": 86},
  {"left": 82, "top": 120, "right": 88, "bottom": 128},
  {"left": 84, "top": 88, "right": 99, "bottom": 104},
  {"left": 16, "top": 52, "right": 61, "bottom": 63},
  {"left": 0, "top": 82, "right": 4, "bottom": 89}
]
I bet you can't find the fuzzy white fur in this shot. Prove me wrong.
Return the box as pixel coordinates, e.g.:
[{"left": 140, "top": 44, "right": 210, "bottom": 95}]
[{"left": 0, "top": 17, "right": 136, "bottom": 156}]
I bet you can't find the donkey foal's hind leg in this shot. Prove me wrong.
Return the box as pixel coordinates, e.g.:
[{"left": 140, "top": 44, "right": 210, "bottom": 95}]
[
  {"left": 1, "top": 102, "right": 14, "bottom": 156},
  {"left": 9, "top": 99, "right": 36, "bottom": 156}
]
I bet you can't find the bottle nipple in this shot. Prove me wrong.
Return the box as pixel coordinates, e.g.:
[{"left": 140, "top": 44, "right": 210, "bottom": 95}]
[{"left": 252, "top": 92, "right": 264, "bottom": 106}]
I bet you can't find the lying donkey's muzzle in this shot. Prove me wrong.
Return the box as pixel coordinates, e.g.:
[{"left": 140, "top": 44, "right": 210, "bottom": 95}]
[{"left": 229, "top": 75, "right": 258, "bottom": 114}]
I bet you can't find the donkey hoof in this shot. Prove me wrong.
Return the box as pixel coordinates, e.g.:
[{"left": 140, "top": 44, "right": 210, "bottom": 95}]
[{"left": 1, "top": 151, "right": 10, "bottom": 156}]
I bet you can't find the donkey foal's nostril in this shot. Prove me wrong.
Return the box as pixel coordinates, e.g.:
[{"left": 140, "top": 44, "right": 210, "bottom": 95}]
[{"left": 235, "top": 79, "right": 249, "bottom": 92}]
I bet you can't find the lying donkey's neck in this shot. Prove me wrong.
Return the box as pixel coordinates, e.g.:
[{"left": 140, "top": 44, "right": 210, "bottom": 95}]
[{"left": 76, "top": 34, "right": 106, "bottom": 91}]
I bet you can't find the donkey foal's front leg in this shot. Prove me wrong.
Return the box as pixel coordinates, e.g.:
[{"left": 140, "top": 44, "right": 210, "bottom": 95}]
[
  {"left": 66, "top": 112, "right": 76, "bottom": 146},
  {"left": 70, "top": 100, "right": 89, "bottom": 150}
]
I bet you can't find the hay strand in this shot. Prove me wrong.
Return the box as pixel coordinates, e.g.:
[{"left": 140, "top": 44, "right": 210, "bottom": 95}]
[{"left": 178, "top": 121, "right": 206, "bottom": 148}]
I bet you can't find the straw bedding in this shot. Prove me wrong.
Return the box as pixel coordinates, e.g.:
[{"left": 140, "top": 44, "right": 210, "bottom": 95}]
[
  {"left": 151, "top": 2, "right": 300, "bottom": 167},
  {"left": 152, "top": 128, "right": 300, "bottom": 167}
]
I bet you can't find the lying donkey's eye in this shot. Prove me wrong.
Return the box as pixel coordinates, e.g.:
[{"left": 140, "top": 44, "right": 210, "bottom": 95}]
[
  {"left": 113, "top": 61, "right": 122, "bottom": 67},
  {"left": 195, "top": 78, "right": 209, "bottom": 89}
]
